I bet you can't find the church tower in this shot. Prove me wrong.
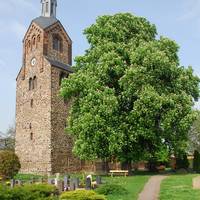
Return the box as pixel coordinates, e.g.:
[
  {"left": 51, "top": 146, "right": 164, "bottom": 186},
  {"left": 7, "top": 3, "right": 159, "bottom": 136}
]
[{"left": 15, "top": 1, "right": 82, "bottom": 174}]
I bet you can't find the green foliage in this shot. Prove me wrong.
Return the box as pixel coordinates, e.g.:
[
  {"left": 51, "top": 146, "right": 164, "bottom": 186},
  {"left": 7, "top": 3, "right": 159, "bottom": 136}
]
[
  {"left": 0, "top": 150, "right": 21, "bottom": 179},
  {"left": 60, "top": 13, "right": 200, "bottom": 164},
  {"left": 176, "top": 153, "right": 189, "bottom": 170},
  {"left": 95, "top": 183, "right": 127, "bottom": 195},
  {"left": 193, "top": 150, "right": 200, "bottom": 172},
  {"left": 0, "top": 184, "right": 58, "bottom": 200},
  {"left": 60, "top": 190, "right": 107, "bottom": 200}
]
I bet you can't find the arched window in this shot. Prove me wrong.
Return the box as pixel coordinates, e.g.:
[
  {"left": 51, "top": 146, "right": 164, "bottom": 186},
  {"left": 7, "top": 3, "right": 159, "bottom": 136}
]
[
  {"left": 30, "top": 99, "right": 33, "bottom": 108},
  {"left": 37, "top": 35, "right": 40, "bottom": 42},
  {"left": 33, "top": 76, "right": 37, "bottom": 89},
  {"left": 52, "top": 34, "right": 63, "bottom": 52},
  {"left": 30, "top": 132, "right": 33, "bottom": 140},
  {"left": 29, "top": 78, "right": 32, "bottom": 90}
]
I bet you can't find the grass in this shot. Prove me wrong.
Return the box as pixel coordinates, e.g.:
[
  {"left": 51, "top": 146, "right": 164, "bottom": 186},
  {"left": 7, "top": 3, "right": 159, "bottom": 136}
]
[
  {"left": 160, "top": 174, "right": 200, "bottom": 200},
  {"left": 102, "top": 175, "right": 149, "bottom": 200}
]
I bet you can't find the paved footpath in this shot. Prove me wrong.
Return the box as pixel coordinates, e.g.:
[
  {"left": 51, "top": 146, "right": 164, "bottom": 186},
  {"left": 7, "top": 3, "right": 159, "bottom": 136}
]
[{"left": 138, "top": 175, "right": 167, "bottom": 200}]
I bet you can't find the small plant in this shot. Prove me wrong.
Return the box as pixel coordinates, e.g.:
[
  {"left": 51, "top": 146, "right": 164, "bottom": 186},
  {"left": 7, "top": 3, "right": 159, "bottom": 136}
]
[
  {"left": 0, "top": 150, "right": 21, "bottom": 179},
  {"left": 95, "top": 183, "right": 127, "bottom": 195},
  {"left": 60, "top": 190, "right": 107, "bottom": 200}
]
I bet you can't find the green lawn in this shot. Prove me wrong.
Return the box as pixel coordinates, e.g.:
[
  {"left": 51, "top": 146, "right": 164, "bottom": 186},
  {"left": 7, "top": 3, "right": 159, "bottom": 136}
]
[
  {"left": 160, "top": 174, "right": 200, "bottom": 200},
  {"left": 103, "top": 176, "right": 149, "bottom": 200}
]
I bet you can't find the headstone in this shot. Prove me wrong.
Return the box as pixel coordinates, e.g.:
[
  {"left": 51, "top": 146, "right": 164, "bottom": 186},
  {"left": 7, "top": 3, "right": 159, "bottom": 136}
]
[
  {"left": 85, "top": 177, "right": 91, "bottom": 190},
  {"left": 10, "top": 179, "right": 15, "bottom": 188},
  {"left": 96, "top": 176, "right": 102, "bottom": 185},
  {"left": 70, "top": 179, "right": 75, "bottom": 191},
  {"left": 193, "top": 176, "right": 200, "bottom": 189},
  {"left": 74, "top": 178, "right": 79, "bottom": 189},
  {"left": 48, "top": 178, "right": 54, "bottom": 185},
  {"left": 55, "top": 173, "right": 60, "bottom": 186},
  {"left": 57, "top": 180, "right": 64, "bottom": 193},
  {"left": 63, "top": 176, "right": 68, "bottom": 191},
  {"left": 15, "top": 180, "right": 22, "bottom": 186}
]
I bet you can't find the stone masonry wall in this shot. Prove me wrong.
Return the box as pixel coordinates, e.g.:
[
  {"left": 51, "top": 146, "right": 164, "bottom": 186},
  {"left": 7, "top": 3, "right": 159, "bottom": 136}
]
[
  {"left": 15, "top": 23, "right": 53, "bottom": 174},
  {"left": 50, "top": 66, "right": 82, "bottom": 174}
]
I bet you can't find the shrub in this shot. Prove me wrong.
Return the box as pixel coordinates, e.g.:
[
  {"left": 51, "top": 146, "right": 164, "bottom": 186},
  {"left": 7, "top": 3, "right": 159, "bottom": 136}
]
[
  {"left": 176, "top": 153, "right": 189, "bottom": 170},
  {"left": 95, "top": 183, "right": 127, "bottom": 195},
  {"left": 60, "top": 190, "right": 107, "bottom": 200},
  {"left": 193, "top": 150, "right": 200, "bottom": 172},
  {"left": 0, "top": 150, "right": 21, "bottom": 179},
  {"left": 0, "top": 184, "right": 58, "bottom": 200}
]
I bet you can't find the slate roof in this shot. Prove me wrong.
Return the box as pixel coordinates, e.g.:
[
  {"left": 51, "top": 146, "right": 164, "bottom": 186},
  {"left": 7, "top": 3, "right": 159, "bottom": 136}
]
[
  {"left": 45, "top": 57, "right": 73, "bottom": 73},
  {"left": 32, "top": 16, "right": 58, "bottom": 29}
]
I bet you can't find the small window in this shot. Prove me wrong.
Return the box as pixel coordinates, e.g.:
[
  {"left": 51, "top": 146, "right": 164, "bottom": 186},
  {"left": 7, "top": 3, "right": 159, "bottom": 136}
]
[
  {"left": 33, "top": 76, "right": 37, "bottom": 89},
  {"left": 37, "top": 35, "right": 40, "bottom": 42},
  {"left": 30, "top": 99, "right": 33, "bottom": 108},
  {"left": 53, "top": 34, "right": 63, "bottom": 52},
  {"left": 33, "top": 37, "right": 36, "bottom": 46},
  {"left": 30, "top": 132, "right": 33, "bottom": 140},
  {"left": 29, "top": 78, "right": 32, "bottom": 90},
  {"left": 29, "top": 123, "right": 32, "bottom": 129}
]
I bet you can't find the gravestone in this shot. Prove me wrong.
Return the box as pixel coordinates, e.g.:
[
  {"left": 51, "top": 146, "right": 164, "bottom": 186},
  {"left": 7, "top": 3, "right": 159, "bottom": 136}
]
[
  {"left": 10, "top": 179, "right": 15, "bottom": 188},
  {"left": 96, "top": 176, "right": 102, "bottom": 185},
  {"left": 48, "top": 178, "right": 54, "bottom": 185},
  {"left": 70, "top": 179, "right": 75, "bottom": 191},
  {"left": 193, "top": 176, "right": 200, "bottom": 189},
  {"left": 63, "top": 176, "right": 68, "bottom": 191},
  {"left": 85, "top": 177, "right": 91, "bottom": 190},
  {"left": 74, "top": 178, "right": 79, "bottom": 189},
  {"left": 15, "top": 180, "right": 22, "bottom": 186},
  {"left": 57, "top": 180, "right": 64, "bottom": 193}
]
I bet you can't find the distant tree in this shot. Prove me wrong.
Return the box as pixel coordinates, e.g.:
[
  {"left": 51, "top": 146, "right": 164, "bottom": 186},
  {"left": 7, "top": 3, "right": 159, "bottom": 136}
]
[
  {"left": 60, "top": 13, "right": 200, "bottom": 172},
  {"left": 188, "top": 111, "right": 200, "bottom": 153},
  {"left": 0, "top": 150, "right": 20, "bottom": 179},
  {"left": 5, "top": 125, "right": 15, "bottom": 151}
]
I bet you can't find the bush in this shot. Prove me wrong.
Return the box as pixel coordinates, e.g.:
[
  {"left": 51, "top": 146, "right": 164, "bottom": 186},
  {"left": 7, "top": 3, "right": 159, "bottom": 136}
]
[
  {"left": 176, "top": 153, "right": 189, "bottom": 170},
  {"left": 0, "top": 184, "right": 58, "bottom": 200},
  {"left": 95, "top": 183, "right": 127, "bottom": 195},
  {"left": 0, "top": 150, "right": 21, "bottom": 179},
  {"left": 193, "top": 150, "right": 200, "bottom": 172},
  {"left": 60, "top": 190, "right": 107, "bottom": 200}
]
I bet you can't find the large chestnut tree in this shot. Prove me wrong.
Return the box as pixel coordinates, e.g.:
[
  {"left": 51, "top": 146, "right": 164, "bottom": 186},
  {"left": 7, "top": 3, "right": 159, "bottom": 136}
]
[{"left": 60, "top": 13, "right": 200, "bottom": 169}]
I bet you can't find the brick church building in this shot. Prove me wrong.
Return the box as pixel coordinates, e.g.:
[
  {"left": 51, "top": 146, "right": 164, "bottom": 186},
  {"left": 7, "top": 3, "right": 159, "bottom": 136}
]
[{"left": 15, "top": 0, "right": 85, "bottom": 174}]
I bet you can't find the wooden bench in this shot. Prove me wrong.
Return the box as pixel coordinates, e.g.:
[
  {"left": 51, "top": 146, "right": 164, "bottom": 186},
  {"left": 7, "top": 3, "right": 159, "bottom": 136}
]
[{"left": 109, "top": 170, "right": 129, "bottom": 177}]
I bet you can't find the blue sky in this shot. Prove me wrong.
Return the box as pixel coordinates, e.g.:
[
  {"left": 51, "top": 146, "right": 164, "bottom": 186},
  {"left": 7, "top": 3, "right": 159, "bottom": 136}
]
[{"left": 0, "top": 0, "right": 200, "bottom": 133}]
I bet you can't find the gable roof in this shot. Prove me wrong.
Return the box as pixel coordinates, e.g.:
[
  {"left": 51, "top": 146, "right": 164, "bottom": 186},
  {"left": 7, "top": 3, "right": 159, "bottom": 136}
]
[
  {"left": 45, "top": 57, "right": 73, "bottom": 73},
  {"left": 32, "top": 16, "right": 58, "bottom": 29}
]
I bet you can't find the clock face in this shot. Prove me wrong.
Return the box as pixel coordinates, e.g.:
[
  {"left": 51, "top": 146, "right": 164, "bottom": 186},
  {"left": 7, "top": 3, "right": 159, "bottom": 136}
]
[{"left": 31, "top": 58, "right": 36, "bottom": 66}]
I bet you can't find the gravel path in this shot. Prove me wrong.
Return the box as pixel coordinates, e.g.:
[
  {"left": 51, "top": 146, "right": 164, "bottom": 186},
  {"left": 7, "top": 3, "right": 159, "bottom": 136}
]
[{"left": 138, "top": 175, "right": 167, "bottom": 200}]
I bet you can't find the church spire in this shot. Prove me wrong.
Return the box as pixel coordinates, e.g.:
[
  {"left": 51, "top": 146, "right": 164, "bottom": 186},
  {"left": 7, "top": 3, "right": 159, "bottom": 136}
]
[{"left": 41, "top": 0, "right": 57, "bottom": 18}]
